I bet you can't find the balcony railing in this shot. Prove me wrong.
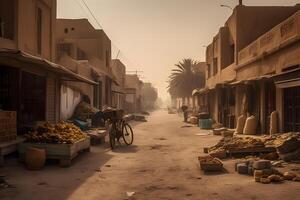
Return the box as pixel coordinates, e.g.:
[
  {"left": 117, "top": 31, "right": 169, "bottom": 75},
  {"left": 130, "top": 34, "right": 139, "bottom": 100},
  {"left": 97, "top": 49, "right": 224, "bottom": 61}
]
[{"left": 237, "top": 11, "right": 300, "bottom": 68}]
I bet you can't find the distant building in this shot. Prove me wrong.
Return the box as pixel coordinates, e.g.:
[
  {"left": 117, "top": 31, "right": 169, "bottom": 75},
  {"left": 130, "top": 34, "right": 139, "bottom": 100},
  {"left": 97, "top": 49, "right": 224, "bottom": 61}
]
[
  {"left": 141, "top": 82, "right": 158, "bottom": 110},
  {"left": 56, "top": 18, "right": 114, "bottom": 119},
  {"left": 125, "top": 74, "right": 143, "bottom": 113},
  {"left": 111, "top": 59, "right": 126, "bottom": 110}
]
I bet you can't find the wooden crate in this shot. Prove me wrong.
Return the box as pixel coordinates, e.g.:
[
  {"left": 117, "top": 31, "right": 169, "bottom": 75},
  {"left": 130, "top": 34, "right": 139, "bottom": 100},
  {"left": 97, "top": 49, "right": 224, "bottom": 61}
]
[
  {"left": 0, "top": 111, "right": 17, "bottom": 143},
  {"left": 0, "top": 137, "right": 26, "bottom": 166},
  {"left": 18, "top": 137, "right": 91, "bottom": 167}
]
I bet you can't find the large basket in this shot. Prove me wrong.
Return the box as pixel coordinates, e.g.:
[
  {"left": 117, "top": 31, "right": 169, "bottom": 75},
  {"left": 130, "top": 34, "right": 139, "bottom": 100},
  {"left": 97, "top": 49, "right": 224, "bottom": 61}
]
[{"left": 198, "top": 156, "right": 223, "bottom": 172}]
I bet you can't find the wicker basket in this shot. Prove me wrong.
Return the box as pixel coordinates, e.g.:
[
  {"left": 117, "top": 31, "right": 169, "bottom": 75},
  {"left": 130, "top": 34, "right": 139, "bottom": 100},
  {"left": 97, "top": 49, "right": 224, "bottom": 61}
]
[{"left": 198, "top": 156, "right": 223, "bottom": 171}]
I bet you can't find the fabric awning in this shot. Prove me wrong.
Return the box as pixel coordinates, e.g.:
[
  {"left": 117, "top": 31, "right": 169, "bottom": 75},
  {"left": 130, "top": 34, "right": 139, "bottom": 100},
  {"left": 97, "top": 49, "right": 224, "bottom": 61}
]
[
  {"left": 215, "top": 79, "right": 236, "bottom": 87},
  {"left": 192, "top": 87, "right": 210, "bottom": 96},
  {"left": 229, "top": 75, "right": 273, "bottom": 86},
  {"left": 272, "top": 67, "right": 300, "bottom": 88},
  {"left": 0, "top": 49, "right": 97, "bottom": 85}
]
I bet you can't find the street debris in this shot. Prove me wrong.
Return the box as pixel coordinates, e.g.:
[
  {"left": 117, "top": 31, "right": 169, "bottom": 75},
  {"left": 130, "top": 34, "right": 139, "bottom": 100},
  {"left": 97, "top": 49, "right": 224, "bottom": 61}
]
[
  {"left": 0, "top": 175, "right": 14, "bottom": 189},
  {"left": 126, "top": 191, "right": 135, "bottom": 197},
  {"left": 154, "top": 137, "right": 167, "bottom": 141},
  {"left": 37, "top": 182, "right": 48, "bottom": 186},
  {"left": 199, "top": 132, "right": 300, "bottom": 184},
  {"left": 181, "top": 125, "right": 192, "bottom": 128},
  {"left": 95, "top": 168, "right": 102, "bottom": 172}
]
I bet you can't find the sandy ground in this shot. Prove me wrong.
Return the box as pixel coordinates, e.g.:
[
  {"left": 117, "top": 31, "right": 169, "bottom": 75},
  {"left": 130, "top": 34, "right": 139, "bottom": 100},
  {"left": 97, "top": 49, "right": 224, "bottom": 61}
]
[{"left": 1, "top": 110, "right": 300, "bottom": 200}]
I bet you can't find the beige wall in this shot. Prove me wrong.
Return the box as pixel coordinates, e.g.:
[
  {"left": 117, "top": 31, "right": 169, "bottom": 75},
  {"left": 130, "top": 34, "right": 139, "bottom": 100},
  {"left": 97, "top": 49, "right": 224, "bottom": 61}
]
[
  {"left": 0, "top": 0, "right": 58, "bottom": 123},
  {"left": 112, "top": 59, "right": 126, "bottom": 88},
  {"left": 56, "top": 19, "right": 111, "bottom": 70},
  {"left": 0, "top": 0, "right": 56, "bottom": 61},
  {"left": 56, "top": 18, "right": 113, "bottom": 109}
]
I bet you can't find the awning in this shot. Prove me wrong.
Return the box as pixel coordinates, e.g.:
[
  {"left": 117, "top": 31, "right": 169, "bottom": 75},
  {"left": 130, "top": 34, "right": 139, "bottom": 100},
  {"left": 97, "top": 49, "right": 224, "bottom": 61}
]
[
  {"left": 215, "top": 78, "right": 236, "bottom": 87},
  {"left": 0, "top": 49, "right": 97, "bottom": 85},
  {"left": 192, "top": 87, "right": 210, "bottom": 96},
  {"left": 272, "top": 67, "right": 300, "bottom": 88},
  {"left": 229, "top": 75, "right": 273, "bottom": 86},
  {"left": 91, "top": 66, "right": 119, "bottom": 86}
]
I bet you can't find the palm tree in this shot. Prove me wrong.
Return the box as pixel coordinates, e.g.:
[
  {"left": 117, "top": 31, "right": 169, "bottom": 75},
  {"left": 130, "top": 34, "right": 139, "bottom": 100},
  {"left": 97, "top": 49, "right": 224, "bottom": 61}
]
[{"left": 167, "top": 59, "right": 205, "bottom": 104}]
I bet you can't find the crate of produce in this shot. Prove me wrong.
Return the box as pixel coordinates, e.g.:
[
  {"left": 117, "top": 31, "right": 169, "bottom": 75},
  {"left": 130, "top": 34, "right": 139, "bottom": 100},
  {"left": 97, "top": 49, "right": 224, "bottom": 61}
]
[
  {"left": 18, "top": 121, "right": 91, "bottom": 167},
  {"left": 198, "top": 155, "right": 223, "bottom": 172},
  {"left": 18, "top": 137, "right": 90, "bottom": 167},
  {"left": 0, "top": 111, "right": 17, "bottom": 143}
]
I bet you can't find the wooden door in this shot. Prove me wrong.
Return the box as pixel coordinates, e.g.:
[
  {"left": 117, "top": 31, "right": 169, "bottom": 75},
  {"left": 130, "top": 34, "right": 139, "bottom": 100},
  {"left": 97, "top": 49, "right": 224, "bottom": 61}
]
[{"left": 284, "top": 86, "right": 300, "bottom": 132}]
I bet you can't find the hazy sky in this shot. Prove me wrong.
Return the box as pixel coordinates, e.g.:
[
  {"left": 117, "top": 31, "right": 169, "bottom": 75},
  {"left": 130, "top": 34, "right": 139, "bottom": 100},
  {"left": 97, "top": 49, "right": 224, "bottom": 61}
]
[{"left": 57, "top": 0, "right": 299, "bottom": 101}]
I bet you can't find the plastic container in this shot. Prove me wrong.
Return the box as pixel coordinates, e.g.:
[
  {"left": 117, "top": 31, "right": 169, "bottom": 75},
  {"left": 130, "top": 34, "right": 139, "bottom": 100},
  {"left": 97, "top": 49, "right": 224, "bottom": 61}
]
[{"left": 199, "top": 119, "right": 213, "bottom": 129}]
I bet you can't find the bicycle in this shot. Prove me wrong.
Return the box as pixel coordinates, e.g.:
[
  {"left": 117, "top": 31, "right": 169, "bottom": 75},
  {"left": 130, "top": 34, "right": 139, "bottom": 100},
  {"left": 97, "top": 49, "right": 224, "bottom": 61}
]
[{"left": 106, "top": 110, "right": 134, "bottom": 149}]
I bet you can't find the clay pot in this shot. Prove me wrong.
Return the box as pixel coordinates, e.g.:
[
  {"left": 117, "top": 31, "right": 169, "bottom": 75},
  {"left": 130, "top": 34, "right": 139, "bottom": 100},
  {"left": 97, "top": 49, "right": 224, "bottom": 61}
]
[{"left": 25, "top": 147, "right": 46, "bottom": 170}]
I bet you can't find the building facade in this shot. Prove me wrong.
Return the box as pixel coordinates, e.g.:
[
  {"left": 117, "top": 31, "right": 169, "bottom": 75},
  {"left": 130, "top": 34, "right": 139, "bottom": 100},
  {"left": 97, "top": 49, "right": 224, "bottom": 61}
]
[
  {"left": 111, "top": 59, "right": 126, "bottom": 110},
  {"left": 0, "top": 0, "right": 96, "bottom": 132},
  {"left": 0, "top": 0, "right": 60, "bottom": 131},
  {"left": 203, "top": 2, "right": 300, "bottom": 133},
  {"left": 56, "top": 18, "right": 113, "bottom": 119},
  {"left": 125, "top": 74, "right": 143, "bottom": 113}
]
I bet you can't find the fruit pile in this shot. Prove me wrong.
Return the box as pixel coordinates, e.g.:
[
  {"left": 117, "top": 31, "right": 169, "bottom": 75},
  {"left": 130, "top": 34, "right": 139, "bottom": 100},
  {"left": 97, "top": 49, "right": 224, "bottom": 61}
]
[{"left": 24, "top": 122, "right": 86, "bottom": 144}]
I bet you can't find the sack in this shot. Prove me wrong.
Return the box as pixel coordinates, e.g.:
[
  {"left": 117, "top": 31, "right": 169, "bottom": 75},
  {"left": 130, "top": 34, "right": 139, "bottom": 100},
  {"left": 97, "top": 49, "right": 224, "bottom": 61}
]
[
  {"left": 235, "top": 115, "right": 246, "bottom": 134},
  {"left": 243, "top": 115, "right": 257, "bottom": 135},
  {"left": 269, "top": 111, "right": 278, "bottom": 135}
]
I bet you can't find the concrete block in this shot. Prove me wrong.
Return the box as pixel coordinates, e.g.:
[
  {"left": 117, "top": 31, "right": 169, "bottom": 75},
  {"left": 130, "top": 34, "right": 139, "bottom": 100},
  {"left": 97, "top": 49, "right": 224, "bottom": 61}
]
[{"left": 237, "top": 163, "right": 248, "bottom": 174}]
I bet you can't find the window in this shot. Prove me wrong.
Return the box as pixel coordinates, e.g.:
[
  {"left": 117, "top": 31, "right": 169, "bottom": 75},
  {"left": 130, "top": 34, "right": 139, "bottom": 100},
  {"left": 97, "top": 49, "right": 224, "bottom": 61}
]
[
  {"left": 106, "top": 51, "right": 110, "bottom": 68},
  {"left": 37, "top": 7, "right": 42, "bottom": 54},
  {"left": 58, "top": 43, "right": 72, "bottom": 57},
  {"left": 77, "top": 48, "right": 87, "bottom": 60},
  {"left": 0, "top": 17, "right": 3, "bottom": 37},
  {"left": 207, "top": 64, "right": 211, "bottom": 78},
  {"left": 213, "top": 58, "right": 218, "bottom": 75},
  {"left": 0, "top": 0, "right": 15, "bottom": 40},
  {"left": 229, "top": 44, "right": 235, "bottom": 65}
]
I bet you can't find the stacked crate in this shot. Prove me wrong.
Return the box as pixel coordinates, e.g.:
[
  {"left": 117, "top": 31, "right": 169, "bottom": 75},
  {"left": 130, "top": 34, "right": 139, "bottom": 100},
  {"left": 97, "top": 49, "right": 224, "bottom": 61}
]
[{"left": 0, "top": 111, "right": 17, "bottom": 143}]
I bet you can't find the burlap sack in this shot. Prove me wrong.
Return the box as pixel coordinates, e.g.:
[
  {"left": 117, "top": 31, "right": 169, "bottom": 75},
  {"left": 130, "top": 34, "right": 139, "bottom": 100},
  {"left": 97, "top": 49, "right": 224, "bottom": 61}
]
[
  {"left": 243, "top": 115, "right": 257, "bottom": 135},
  {"left": 235, "top": 115, "right": 247, "bottom": 134},
  {"left": 269, "top": 111, "right": 278, "bottom": 135}
]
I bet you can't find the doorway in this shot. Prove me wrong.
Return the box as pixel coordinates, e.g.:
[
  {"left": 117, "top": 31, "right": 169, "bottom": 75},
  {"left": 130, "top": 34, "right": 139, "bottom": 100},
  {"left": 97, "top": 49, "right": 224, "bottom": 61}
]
[{"left": 284, "top": 86, "right": 300, "bottom": 132}]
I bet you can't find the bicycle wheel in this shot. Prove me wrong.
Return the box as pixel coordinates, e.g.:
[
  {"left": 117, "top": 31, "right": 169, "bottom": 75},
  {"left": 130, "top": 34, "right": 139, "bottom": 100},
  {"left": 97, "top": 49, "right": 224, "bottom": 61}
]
[
  {"left": 122, "top": 123, "right": 134, "bottom": 145},
  {"left": 109, "top": 124, "right": 116, "bottom": 149}
]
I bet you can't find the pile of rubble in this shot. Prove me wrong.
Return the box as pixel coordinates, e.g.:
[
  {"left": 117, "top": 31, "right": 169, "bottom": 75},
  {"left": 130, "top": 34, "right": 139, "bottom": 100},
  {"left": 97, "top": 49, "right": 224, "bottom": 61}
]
[
  {"left": 207, "top": 132, "right": 300, "bottom": 161},
  {"left": 263, "top": 132, "right": 300, "bottom": 161},
  {"left": 200, "top": 132, "right": 300, "bottom": 182},
  {"left": 235, "top": 158, "right": 300, "bottom": 184}
]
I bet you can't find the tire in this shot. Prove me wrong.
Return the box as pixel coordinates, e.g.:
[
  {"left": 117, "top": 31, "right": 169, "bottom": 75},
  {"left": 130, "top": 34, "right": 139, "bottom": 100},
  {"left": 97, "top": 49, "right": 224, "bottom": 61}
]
[
  {"left": 109, "top": 125, "right": 116, "bottom": 149},
  {"left": 122, "top": 123, "right": 134, "bottom": 145}
]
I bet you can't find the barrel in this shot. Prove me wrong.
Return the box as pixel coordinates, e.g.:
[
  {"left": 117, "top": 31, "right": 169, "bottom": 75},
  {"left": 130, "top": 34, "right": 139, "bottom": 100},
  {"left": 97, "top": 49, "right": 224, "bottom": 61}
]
[{"left": 25, "top": 147, "right": 46, "bottom": 170}]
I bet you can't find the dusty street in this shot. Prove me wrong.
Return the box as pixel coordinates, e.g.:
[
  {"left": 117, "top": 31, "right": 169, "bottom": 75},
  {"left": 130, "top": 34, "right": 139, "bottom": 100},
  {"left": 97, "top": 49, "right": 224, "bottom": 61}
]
[{"left": 1, "top": 110, "right": 300, "bottom": 200}]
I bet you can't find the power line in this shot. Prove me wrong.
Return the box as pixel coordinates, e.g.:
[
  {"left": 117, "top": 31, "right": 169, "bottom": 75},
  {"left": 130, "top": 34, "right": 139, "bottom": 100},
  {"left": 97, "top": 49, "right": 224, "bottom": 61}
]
[
  {"left": 81, "top": 0, "right": 103, "bottom": 29},
  {"left": 74, "top": 0, "right": 143, "bottom": 78}
]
